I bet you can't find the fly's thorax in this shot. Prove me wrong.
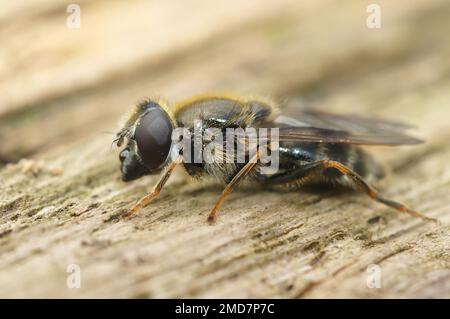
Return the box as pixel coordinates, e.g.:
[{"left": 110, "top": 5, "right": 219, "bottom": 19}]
[
  {"left": 169, "top": 94, "right": 279, "bottom": 182},
  {"left": 179, "top": 125, "right": 248, "bottom": 183},
  {"left": 174, "top": 94, "right": 275, "bottom": 129}
]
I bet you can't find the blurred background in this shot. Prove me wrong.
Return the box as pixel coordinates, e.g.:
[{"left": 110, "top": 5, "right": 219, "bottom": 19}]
[
  {"left": 1, "top": 0, "right": 449, "bottom": 165},
  {"left": 0, "top": 0, "right": 449, "bottom": 298}
]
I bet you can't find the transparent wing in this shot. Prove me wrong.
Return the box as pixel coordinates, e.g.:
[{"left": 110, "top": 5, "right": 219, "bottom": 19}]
[{"left": 259, "top": 108, "right": 424, "bottom": 146}]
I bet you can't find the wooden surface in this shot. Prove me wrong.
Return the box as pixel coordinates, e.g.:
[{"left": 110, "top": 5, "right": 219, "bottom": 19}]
[{"left": 0, "top": 0, "right": 449, "bottom": 298}]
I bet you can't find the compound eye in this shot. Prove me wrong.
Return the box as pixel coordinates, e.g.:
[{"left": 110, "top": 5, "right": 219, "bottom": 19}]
[{"left": 134, "top": 107, "right": 173, "bottom": 170}]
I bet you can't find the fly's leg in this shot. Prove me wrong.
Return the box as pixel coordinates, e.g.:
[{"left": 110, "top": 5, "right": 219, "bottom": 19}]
[
  {"left": 311, "top": 160, "right": 437, "bottom": 223},
  {"left": 207, "top": 152, "right": 261, "bottom": 224},
  {"left": 127, "top": 156, "right": 181, "bottom": 218}
]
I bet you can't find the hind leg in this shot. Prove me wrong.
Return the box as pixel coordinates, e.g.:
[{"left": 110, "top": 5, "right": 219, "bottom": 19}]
[{"left": 268, "top": 160, "right": 437, "bottom": 223}]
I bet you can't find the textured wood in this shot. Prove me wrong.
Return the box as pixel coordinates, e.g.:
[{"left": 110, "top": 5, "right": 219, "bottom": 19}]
[{"left": 0, "top": 0, "right": 449, "bottom": 298}]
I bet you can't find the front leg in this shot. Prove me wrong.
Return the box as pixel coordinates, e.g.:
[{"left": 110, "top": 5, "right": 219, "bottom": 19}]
[{"left": 127, "top": 156, "right": 182, "bottom": 218}]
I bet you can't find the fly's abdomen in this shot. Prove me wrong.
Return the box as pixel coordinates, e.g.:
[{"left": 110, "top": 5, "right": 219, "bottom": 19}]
[
  {"left": 261, "top": 142, "right": 385, "bottom": 187},
  {"left": 320, "top": 143, "right": 385, "bottom": 182}
]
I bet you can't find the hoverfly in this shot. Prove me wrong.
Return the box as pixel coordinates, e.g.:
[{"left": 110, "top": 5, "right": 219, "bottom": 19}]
[{"left": 114, "top": 93, "right": 437, "bottom": 224}]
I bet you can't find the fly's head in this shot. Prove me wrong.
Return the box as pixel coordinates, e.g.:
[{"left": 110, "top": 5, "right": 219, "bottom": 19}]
[{"left": 114, "top": 99, "right": 175, "bottom": 182}]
